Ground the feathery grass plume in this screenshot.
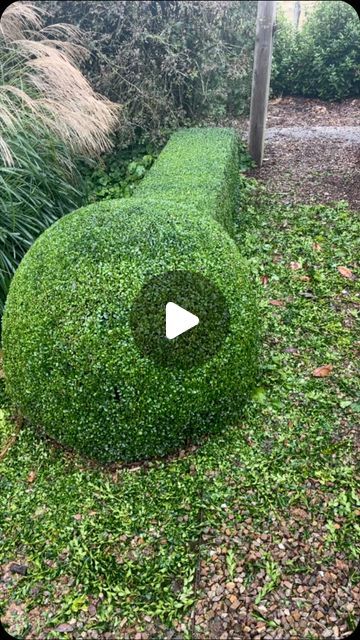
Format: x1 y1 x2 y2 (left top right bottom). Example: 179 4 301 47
0 2 120 317
0 2 120 165
0 1 43 41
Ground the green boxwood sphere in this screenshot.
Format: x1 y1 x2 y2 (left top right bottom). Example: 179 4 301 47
2 198 259 463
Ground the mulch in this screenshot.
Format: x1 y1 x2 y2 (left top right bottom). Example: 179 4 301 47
233 96 360 211
189 510 358 639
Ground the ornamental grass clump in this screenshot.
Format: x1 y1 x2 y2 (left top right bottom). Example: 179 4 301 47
0 2 119 314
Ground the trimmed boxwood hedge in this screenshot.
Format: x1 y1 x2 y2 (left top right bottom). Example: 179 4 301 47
2 128 259 463
136 127 240 234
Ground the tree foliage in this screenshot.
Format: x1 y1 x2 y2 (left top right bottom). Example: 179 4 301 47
272 1 360 101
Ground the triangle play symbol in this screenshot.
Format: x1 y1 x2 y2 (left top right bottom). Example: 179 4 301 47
166 302 199 340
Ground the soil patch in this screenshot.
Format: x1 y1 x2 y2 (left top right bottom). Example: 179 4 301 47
233 96 360 210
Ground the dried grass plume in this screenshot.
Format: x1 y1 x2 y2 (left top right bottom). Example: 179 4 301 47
0 2 120 166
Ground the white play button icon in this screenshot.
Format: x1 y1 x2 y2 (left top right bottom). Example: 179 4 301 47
166 302 199 340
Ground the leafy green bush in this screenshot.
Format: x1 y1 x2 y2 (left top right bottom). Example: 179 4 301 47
3 128 259 463
42 0 257 145
296 1 360 100
136 128 240 234
272 1 360 100
271 9 298 97
79 146 156 204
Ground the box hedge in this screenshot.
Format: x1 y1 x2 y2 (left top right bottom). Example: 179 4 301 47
2 128 259 463
136 128 240 234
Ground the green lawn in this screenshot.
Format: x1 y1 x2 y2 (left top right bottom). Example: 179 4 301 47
0 180 359 638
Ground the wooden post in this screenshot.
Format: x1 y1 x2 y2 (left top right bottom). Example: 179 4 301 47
293 1 301 29
248 1 276 167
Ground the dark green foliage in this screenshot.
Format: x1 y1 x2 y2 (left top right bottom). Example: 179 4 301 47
272 2 360 100
41 0 257 145
2 128 259 463
271 9 300 98
79 145 156 204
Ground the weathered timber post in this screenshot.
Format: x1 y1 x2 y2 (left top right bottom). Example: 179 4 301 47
293 1 301 29
248 1 277 167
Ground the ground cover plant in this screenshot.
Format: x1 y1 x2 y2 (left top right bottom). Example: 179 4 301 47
2 128 259 463
0 177 359 638
79 146 156 204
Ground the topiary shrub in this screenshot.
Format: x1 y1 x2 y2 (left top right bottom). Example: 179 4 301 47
2 128 259 463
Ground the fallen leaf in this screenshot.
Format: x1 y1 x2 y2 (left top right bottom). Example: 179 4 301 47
55 624 74 633
290 261 302 270
10 563 28 576
337 266 356 280
73 513 82 521
269 299 285 307
299 275 311 281
312 364 333 378
260 275 269 285
312 242 322 251
291 507 309 520
27 471 36 483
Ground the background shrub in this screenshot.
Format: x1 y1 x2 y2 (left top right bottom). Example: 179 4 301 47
272 1 360 101
3 128 259 463
271 8 299 98
40 0 258 146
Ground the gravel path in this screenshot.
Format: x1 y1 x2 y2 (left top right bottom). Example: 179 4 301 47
265 125 360 144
